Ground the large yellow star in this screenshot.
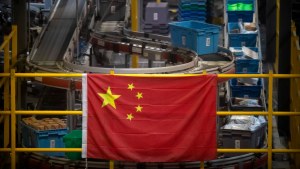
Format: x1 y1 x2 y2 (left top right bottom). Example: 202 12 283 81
128 83 135 91
136 92 143 99
135 105 143 112
98 87 120 109
127 113 134 121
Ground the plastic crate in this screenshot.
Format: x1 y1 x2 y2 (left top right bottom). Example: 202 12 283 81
220 123 266 157
230 78 262 98
229 97 265 111
235 59 259 73
145 2 169 24
226 0 255 22
20 122 67 157
229 47 258 57
227 11 254 22
228 22 257 47
178 10 207 17
63 130 82 160
180 0 207 3
179 1 206 6
178 16 206 22
169 21 220 55
179 4 206 10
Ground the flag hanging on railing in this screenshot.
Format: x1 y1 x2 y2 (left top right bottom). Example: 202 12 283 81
82 74 217 162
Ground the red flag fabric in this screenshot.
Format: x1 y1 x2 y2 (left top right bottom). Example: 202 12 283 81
82 74 217 162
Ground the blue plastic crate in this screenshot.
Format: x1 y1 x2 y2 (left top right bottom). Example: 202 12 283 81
178 16 206 21
235 59 259 73
228 22 257 47
179 10 207 16
169 21 220 55
229 47 258 57
180 0 207 3
226 0 254 22
229 47 260 73
227 11 254 22
20 122 67 157
230 78 262 98
179 1 206 6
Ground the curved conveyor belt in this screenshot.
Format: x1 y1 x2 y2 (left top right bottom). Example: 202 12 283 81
29 0 85 65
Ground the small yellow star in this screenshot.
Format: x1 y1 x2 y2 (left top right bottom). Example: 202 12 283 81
136 92 143 99
127 113 134 121
98 87 121 109
128 83 135 91
135 105 143 112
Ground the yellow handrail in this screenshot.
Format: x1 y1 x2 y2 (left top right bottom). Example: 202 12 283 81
1 71 300 169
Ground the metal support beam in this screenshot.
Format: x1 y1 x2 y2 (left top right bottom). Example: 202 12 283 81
131 0 139 68
3 35 10 148
277 0 291 137
266 0 276 63
12 0 27 54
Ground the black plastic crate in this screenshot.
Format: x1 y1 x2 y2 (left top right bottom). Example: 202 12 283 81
220 123 267 157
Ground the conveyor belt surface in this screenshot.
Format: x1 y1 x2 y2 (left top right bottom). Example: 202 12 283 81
31 0 84 64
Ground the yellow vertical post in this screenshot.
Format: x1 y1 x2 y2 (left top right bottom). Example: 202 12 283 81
268 70 274 169
12 26 18 66
275 0 280 73
109 160 114 169
10 69 16 169
200 161 205 169
3 35 10 148
131 0 139 68
156 0 161 3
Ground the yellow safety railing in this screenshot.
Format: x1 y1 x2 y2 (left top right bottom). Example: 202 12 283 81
290 21 300 168
0 25 17 150
0 71 300 169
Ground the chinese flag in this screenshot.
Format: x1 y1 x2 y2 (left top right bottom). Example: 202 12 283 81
82 74 217 162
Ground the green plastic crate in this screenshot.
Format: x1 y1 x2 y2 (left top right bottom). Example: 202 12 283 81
63 130 82 160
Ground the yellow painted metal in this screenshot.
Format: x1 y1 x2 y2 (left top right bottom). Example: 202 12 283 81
267 70 273 169
15 148 82 152
0 73 10 76
12 26 18 65
131 0 138 32
272 149 300 153
275 0 280 73
109 160 114 169
200 161 204 169
15 110 82 115
3 35 10 148
131 0 139 68
0 148 11 152
0 28 16 51
273 112 300 116
0 147 297 153
273 74 300 78
290 20 300 169
11 73 300 78
217 111 268 116
0 115 3 123
219 74 269 78
218 149 268 153
15 73 82 77
1 110 297 116
156 0 161 3
0 111 13 115
10 69 16 169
